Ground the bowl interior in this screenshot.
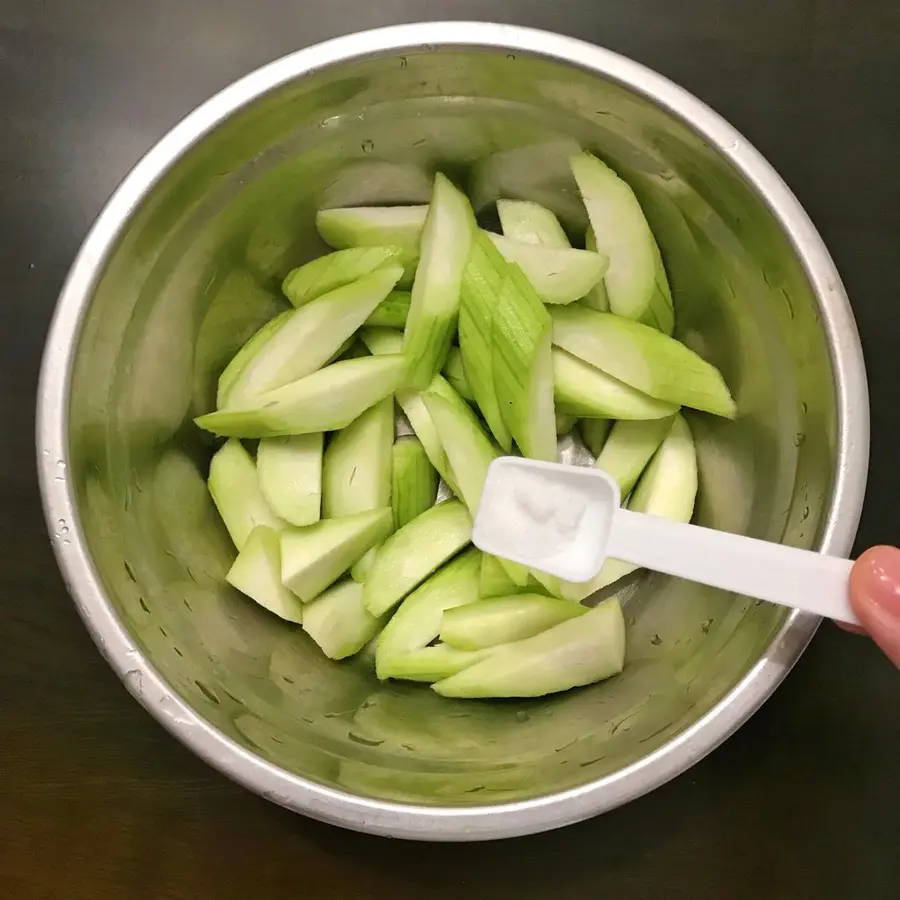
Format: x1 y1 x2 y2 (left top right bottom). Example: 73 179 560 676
65 45 837 806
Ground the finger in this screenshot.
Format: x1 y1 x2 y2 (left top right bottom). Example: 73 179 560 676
848 545 900 666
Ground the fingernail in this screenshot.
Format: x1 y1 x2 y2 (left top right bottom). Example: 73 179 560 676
850 546 900 665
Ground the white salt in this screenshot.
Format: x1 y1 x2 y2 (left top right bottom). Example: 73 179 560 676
477 465 586 564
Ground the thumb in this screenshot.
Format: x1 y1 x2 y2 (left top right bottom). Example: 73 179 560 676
849 546 900 666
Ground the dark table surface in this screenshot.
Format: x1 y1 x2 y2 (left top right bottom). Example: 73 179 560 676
2 1 899 897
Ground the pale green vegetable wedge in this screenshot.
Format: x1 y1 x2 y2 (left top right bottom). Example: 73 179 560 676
580 226 610 312
485 232 608 305
321 400 394 517
402 174 476 388
440 594 588 650
497 199 571 248
359 326 403 355
595 416 676 496
578 417 612 457
322 397 395 580
365 290 411 328
195 355 406 438
459 237 513 451
219 265 402 408
208 439 283 550
493 265 557 461
316 205 427 284
442 347 474 401
391 436 438 530
422 391 529 587
301 579 382 659
394 377 461 496
550 306 735 417
378 645 489 683
432 596 625 698
480 553 526 598
226 525 304 623
216 310 292 409
553 348 680 420
570 151 674 333
361 325 460 492
555 412 577 434
527 570 569 599
363 500 473 617
559 413 698 600
480 557 551 597
376 547 481 679
281 246 403 307
462 232 556 459
421 392 496 512
257 434 323 527
280 507 393 602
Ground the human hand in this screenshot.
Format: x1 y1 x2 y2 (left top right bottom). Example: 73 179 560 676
847 545 900 666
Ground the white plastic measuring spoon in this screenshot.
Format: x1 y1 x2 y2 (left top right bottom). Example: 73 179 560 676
472 456 859 625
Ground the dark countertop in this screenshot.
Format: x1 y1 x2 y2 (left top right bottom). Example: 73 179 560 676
1 2 898 897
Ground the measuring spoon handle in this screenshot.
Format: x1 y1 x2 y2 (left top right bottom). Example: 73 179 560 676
606 508 858 624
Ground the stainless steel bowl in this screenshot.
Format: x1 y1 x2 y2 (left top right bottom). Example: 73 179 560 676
37 22 869 840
